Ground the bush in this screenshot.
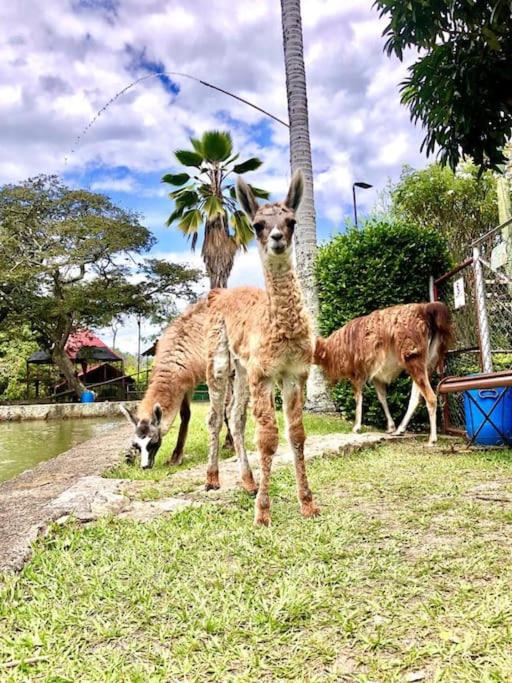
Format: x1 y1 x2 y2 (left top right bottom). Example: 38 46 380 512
315 218 451 429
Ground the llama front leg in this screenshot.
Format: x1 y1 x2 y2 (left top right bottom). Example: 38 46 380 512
229 361 257 495
373 379 396 433
250 374 278 526
352 381 364 433
205 328 230 490
168 392 192 465
282 375 320 518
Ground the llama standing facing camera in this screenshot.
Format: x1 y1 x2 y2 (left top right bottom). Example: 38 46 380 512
205 170 319 526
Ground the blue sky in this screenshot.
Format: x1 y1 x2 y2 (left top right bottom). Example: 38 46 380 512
1 0 428 350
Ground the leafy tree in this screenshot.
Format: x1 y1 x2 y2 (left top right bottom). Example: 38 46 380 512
0 175 201 398
162 130 268 288
280 0 335 412
315 218 450 428
0 326 39 400
390 162 502 259
375 0 512 170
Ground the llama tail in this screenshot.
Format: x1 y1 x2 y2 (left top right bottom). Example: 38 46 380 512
425 302 454 370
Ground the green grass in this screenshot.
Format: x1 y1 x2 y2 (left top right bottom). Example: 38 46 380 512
108 402 350 481
2 438 512 681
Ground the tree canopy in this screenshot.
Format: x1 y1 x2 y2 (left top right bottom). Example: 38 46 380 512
375 0 512 170
0 175 201 396
389 162 502 259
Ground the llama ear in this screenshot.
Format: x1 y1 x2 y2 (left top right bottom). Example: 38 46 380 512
284 169 304 212
120 404 138 427
236 177 259 219
152 403 162 426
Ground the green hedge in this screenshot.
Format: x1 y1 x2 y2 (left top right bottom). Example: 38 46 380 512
315 218 451 429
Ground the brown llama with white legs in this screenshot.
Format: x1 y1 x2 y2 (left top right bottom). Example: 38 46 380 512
121 299 232 469
314 302 453 445
205 170 319 525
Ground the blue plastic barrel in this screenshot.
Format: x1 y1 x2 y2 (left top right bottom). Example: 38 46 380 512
80 390 95 404
463 387 512 445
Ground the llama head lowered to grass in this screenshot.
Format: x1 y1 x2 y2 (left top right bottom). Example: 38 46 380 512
121 403 162 469
119 300 219 469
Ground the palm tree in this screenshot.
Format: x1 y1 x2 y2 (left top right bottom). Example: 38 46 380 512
163 130 268 288
280 0 335 412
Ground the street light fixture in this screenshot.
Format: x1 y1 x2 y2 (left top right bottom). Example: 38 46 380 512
352 181 373 229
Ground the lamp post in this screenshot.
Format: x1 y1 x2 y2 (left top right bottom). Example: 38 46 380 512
352 181 373 228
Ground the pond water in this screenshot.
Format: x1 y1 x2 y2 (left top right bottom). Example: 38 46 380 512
0 417 123 483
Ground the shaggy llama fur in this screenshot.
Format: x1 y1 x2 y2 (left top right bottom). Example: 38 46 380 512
205 170 319 525
121 300 214 468
314 302 453 444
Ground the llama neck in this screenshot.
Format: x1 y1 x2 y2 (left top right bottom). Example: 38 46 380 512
263 257 311 339
137 376 183 433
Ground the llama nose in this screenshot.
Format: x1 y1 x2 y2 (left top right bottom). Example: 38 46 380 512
270 229 284 242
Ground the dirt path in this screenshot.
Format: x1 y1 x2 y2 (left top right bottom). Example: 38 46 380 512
1 426 391 573
0 424 131 572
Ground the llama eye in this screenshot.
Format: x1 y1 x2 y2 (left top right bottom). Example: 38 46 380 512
287 219 296 230
253 222 264 234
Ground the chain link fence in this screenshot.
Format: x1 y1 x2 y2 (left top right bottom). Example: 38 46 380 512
433 220 512 433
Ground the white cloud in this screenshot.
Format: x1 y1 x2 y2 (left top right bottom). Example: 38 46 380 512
1 0 428 232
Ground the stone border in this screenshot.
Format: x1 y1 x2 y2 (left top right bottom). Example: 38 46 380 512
0 400 139 422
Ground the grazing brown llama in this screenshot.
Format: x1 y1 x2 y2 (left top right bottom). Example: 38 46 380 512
205 170 319 525
121 299 233 468
314 302 453 445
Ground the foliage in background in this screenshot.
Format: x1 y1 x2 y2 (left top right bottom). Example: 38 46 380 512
315 218 451 428
0 327 38 400
390 162 501 260
375 0 512 171
0 175 201 397
163 130 268 289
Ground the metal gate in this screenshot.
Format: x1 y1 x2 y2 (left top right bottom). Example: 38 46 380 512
432 220 512 433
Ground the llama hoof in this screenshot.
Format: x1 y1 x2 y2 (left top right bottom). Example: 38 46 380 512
254 510 271 526
169 452 184 466
352 426 362 434
427 439 437 448
205 482 221 492
391 430 405 437
241 473 258 497
386 425 397 434
301 501 320 518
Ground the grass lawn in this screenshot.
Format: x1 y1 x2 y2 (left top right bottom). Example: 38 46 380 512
2 409 512 681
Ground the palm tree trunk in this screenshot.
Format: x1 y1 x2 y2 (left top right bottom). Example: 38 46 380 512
281 0 335 412
202 216 237 289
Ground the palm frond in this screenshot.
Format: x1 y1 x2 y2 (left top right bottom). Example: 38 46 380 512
233 158 263 174
231 210 254 248
178 209 203 235
201 130 233 162
190 138 204 155
165 207 185 227
174 150 204 168
249 185 271 199
172 189 199 209
161 172 190 186
204 195 225 220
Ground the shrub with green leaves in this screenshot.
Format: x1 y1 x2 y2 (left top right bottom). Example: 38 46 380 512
315 218 451 428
